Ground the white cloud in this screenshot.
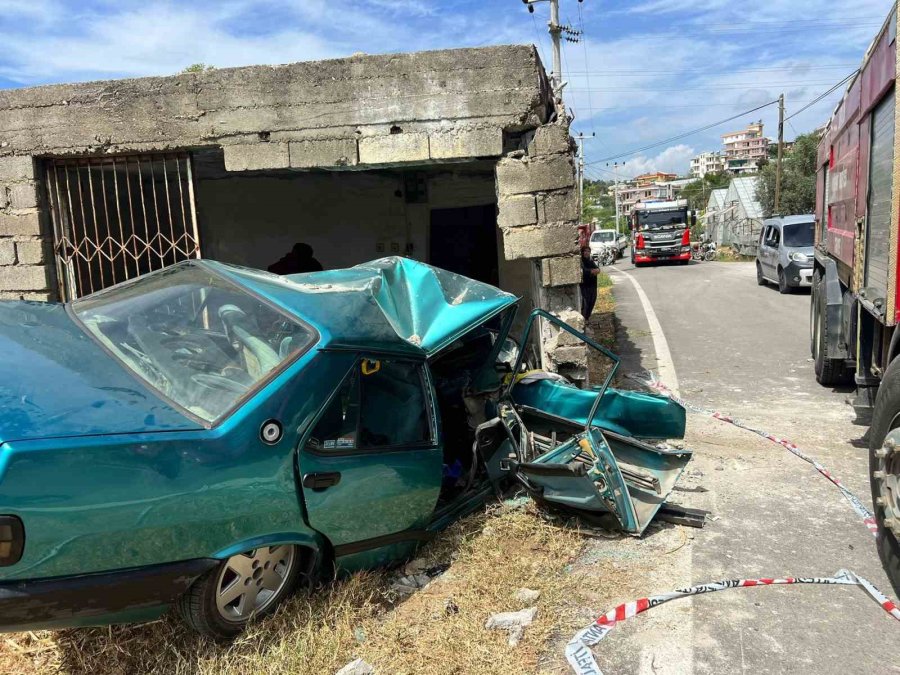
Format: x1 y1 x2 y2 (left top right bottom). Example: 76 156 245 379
615 144 696 178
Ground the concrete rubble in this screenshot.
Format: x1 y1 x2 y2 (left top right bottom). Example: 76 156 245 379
485 606 538 647
335 658 376 675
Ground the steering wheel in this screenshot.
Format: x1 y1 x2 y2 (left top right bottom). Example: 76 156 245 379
191 373 249 395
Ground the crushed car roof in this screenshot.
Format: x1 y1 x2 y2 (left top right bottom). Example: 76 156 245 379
211 257 518 356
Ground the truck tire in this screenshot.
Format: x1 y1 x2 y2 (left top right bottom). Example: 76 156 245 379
868 357 900 597
811 270 849 385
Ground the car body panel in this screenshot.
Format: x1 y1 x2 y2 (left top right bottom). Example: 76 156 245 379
0 302 199 444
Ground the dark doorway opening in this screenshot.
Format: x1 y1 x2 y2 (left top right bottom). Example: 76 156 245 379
429 204 499 286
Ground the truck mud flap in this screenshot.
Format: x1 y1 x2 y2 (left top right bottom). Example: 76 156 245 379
516 428 692 535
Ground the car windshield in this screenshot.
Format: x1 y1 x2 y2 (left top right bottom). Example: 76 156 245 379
590 231 616 243
782 221 814 247
73 262 314 423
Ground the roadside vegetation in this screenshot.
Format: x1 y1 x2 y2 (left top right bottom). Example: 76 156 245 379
1 505 587 675
756 131 820 216
713 245 755 262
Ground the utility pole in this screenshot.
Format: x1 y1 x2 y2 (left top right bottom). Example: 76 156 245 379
774 93 784 214
611 161 623 234
522 0 584 106
575 132 594 219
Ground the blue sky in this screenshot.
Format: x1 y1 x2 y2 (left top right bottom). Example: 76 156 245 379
0 0 893 178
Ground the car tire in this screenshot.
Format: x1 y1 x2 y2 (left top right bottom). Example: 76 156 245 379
756 262 766 286
812 270 849 386
777 267 792 294
178 545 303 640
868 357 900 597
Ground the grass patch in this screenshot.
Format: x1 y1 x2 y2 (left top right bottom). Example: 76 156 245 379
1 505 585 675
714 246 755 262
596 271 613 289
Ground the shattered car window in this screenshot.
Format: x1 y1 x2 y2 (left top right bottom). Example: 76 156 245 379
73 263 314 423
308 359 432 451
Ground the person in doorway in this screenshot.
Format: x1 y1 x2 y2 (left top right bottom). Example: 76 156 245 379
268 243 323 275
580 245 600 323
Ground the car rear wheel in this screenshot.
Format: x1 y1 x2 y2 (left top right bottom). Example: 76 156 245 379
178 545 302 640
868 358 900 597
812 270 849 386
777 267 792 294
756 262 766 286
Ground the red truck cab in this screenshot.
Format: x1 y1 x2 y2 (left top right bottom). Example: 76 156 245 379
630 200 695 266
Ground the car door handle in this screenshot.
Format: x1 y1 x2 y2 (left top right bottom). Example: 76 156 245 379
302 472 342 491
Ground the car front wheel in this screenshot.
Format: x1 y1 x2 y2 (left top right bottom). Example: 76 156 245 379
868 358 900 597
777 267 792 294
178 545 302 640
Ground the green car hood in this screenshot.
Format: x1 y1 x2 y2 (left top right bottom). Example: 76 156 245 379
0 302 200 444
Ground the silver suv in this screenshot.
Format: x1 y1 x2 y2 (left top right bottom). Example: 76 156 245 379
756 215 814 293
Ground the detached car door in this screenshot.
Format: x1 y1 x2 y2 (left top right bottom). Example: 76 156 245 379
502 310 691 534
297 356 442 570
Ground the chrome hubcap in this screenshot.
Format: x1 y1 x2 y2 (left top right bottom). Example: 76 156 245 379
877 432 900 537
215 545 295 622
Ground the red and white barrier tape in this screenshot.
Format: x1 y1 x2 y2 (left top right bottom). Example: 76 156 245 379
566 569 900 675
627 372 878 537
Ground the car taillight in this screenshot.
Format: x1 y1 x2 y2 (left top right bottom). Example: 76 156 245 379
636 234 645 250
681 229 691 246
0 516 24 566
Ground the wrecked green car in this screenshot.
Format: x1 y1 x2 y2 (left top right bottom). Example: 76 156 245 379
0 257 689 638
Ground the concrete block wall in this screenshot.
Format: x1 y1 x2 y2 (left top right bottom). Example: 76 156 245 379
495 122 587 382
0 156 50 300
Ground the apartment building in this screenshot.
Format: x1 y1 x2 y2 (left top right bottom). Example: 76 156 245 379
722 121 769 174
690 151 725 178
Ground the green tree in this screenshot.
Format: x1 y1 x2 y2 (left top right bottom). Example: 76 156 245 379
582 179 617 229
756 131 820 216
678 171 731 211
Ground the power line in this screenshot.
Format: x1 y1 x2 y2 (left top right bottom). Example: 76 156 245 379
586 99 779 165
785 69 859 121
576 3 595 134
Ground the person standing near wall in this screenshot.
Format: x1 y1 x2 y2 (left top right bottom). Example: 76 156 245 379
580 245 600 322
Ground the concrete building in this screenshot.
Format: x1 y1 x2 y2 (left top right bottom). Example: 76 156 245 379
617 174 690 212
722 121 768 174
0 46 588 376
690 151 725 178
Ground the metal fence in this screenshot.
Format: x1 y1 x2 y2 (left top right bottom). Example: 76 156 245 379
44 152 200 300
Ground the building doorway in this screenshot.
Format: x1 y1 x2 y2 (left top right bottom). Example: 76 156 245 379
429 204 499 286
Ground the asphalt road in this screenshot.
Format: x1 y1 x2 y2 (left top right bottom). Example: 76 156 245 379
588 255 899 674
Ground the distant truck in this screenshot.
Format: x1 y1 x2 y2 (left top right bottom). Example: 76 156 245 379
810 6 900 594
630 199 696 266
588 228 627 260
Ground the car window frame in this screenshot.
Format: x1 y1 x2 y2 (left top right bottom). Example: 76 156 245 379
303 355 438 457
68 261 320 429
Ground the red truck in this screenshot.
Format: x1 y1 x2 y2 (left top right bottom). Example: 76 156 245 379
812 6 900 593
630 199 695 266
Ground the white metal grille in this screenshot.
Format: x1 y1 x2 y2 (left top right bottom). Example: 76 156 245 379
44 152 201 300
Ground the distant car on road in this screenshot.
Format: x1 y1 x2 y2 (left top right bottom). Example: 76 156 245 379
755 215 815 293
589 229 627 260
